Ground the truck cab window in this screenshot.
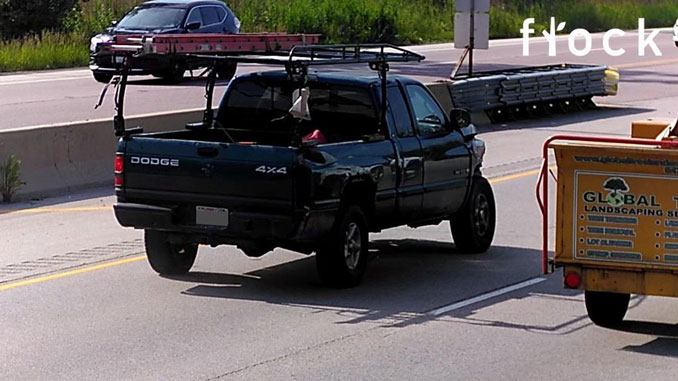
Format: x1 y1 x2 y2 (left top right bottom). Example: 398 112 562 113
387 86 415 138
406 85 446 136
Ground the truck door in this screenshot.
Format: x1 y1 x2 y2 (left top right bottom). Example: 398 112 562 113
386 85 424 221
404 84 471 217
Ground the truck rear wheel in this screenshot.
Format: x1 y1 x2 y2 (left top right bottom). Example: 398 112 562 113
585 291 630 327
450 176 496 253
144 230 198 275
316 206 369 288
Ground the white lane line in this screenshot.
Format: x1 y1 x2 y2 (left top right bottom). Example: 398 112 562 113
0 75 92 86
428 277 546 316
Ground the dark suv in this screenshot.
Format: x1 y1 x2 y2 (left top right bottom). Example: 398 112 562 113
89 0 240 83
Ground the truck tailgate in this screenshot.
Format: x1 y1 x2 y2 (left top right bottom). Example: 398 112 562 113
120 137 304 211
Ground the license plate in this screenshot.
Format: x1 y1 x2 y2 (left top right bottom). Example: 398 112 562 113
196 206 229 227
113 55 125 64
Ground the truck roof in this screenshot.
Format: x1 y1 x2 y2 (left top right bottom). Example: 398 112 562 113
235 70 421 88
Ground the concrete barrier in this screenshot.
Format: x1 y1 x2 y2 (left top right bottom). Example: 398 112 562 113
0 82 463 201
0 109 203 200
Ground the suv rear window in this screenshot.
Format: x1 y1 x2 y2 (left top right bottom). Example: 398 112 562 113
219 80 379 143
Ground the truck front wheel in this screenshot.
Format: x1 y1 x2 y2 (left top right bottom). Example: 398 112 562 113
92 71 113 83
316 206 369 288
585 291 630 327
217 62 238 81
450 176 496 253
144 230 198 275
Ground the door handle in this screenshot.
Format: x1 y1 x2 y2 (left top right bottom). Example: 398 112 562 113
198 147 219 157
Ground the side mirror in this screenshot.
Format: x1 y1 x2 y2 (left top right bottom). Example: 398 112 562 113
111 20 118 26
460 124 479 141
449 108 471 129
185 21 201 31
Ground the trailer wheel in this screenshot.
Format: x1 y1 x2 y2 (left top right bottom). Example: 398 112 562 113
585 291 630 327
92 71 113 84
217 62 238 81
450 176 496 253
144 230 198 275
316 206 369 288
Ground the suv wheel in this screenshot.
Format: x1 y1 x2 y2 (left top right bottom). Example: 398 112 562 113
159 62 186 83
316 206 369 287
144 230 198 275
92 71 113 83
450 176 496 253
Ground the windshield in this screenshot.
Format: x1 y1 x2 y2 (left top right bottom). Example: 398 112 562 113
116 5 186 30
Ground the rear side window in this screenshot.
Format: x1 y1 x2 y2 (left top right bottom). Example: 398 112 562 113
200 7 220 25
215 6 226 21
220 80 378 142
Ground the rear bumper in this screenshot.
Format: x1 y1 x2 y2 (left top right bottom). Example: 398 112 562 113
562 264 678 298
89 54 169 75
114 202 335 245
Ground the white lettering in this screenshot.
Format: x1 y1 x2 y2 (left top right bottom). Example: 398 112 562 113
603 28 625 57
638 18 662 57
568 28 592 57
521 18 535 56
542 17 566 57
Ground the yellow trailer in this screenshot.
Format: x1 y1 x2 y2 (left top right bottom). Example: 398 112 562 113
538 120 678 326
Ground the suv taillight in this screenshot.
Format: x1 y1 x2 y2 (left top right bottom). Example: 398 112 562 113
114 154 124 188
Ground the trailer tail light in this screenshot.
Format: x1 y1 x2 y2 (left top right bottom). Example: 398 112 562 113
114 154 124 188
564 272 581 289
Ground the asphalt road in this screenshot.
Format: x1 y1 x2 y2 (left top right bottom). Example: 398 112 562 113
2 31 678 379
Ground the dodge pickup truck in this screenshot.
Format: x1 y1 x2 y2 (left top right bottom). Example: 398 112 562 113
112 45 496 287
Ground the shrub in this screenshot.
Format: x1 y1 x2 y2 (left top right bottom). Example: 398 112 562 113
0 155 25 203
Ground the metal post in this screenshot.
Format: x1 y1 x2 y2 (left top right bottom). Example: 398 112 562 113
114 59 129 137
469 1 475 77
379 62 389 135
203 60 218 126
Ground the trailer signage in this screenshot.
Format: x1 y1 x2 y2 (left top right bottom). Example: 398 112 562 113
573 171 678 265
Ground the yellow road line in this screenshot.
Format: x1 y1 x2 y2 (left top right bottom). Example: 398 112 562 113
490 166 556 185
614 58 678 70
0 255 146 291
0 165 554 292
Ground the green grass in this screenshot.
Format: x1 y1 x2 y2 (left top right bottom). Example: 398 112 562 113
0 31 88 71
2 0 678 72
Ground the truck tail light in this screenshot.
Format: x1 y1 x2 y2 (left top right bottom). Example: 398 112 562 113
114 154 124 188
564 272 581 289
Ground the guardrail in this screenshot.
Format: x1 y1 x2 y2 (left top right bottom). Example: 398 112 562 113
0 109 203 201
449 64 619 123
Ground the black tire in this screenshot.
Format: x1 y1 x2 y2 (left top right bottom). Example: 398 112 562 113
144 230 198 275
158 61 185 83
316 205 369 287
585 291 630 327
217 62 238 81
450 176 496 253
92 71 113 83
